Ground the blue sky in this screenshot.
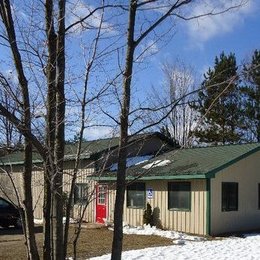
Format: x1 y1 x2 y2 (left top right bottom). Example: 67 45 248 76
136 0 260 91
0 0 259 140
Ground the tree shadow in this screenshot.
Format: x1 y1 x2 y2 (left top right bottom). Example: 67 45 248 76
0 225 43 235
152 207 163 229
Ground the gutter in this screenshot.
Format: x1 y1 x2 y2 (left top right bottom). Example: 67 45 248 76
87 174 207 181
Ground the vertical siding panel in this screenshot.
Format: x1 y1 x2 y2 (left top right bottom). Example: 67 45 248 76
199 181 203 234
195 182 199 234
119 179 207 235
172 211 176 231
186 210 189 233
177 211 181 231
203 181 206 234
191 181 195 234
32 170 44 219
194 181 197 234
162 185 167 229
201 181 206 235
163 182 167 229
109 187 114 223
182 212 186 232
160 186 165 228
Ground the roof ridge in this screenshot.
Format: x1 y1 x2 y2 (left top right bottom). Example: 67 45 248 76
181 142 260 151
66 131 160 144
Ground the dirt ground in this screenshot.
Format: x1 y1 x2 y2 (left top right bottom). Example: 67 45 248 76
0 225 173 259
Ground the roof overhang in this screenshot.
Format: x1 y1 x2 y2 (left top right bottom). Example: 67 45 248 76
87 174 207 181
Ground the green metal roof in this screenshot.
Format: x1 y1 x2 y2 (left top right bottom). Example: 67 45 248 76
64 137 120 158
92 142 260 180
0 151 42 165
0 137 120 165
0 132 172 166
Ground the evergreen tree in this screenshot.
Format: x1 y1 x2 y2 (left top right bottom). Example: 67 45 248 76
242 50 260 142
192 52 243 145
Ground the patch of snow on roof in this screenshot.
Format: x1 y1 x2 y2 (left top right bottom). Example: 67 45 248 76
110 155 153 171
142 159 171 169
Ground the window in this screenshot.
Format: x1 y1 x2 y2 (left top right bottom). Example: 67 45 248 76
97 185 107 205
74 183 88 204
127 182 145 208
222 182 238 211
168 182 191 211
0 198 11 208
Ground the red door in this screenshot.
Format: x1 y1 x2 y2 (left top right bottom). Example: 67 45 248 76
96 184 108 224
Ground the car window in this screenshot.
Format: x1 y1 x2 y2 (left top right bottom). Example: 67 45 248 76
0 199 11 208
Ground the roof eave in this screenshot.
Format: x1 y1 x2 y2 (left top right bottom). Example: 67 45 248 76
87 174 207 181
206 145 260 178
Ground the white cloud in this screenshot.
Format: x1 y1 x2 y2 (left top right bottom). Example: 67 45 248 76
84 126 116 140
186 0 257 47
136 40 159 62
66 0 115 35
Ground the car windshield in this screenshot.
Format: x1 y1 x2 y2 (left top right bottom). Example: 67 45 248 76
0 199 11 208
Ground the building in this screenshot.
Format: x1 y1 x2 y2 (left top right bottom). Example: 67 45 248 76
0 132 174 222
89 142 260 235
1 136 260 236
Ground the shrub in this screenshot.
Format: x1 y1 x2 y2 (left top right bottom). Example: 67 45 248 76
143 203 153 226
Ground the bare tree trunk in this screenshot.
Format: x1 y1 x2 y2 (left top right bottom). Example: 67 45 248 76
111 1 137 259
42 164 52 260
0 1 39 259
53 1 66 259
44 0 58 258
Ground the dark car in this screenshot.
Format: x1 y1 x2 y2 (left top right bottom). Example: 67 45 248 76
0 197 23 228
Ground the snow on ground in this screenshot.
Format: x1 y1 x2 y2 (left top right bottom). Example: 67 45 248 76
121 224 204 242
34 217 77 225
91 225 260 260
34 219 43 224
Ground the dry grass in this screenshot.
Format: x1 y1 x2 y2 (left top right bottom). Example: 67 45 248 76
0 226 173 259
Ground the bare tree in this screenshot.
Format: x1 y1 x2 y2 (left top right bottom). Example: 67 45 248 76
147 60 197 147
110 1 247 259
0 78 22 150
0 0 66 259
0 1 248 260
0 1 120 259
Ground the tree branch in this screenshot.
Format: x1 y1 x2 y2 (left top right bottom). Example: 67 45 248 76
0 104 46 159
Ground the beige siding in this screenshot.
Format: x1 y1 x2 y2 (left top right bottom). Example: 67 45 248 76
0 163 97 222
31 170 44 219
108 184 116 222
0 170 23 204
0 168 44 219
62 166 96 223
31 167 97 222
107 179 207 235
211 150 260 235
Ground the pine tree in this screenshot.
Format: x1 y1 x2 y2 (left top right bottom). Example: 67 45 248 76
192 52 243 145
242 50 260 142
